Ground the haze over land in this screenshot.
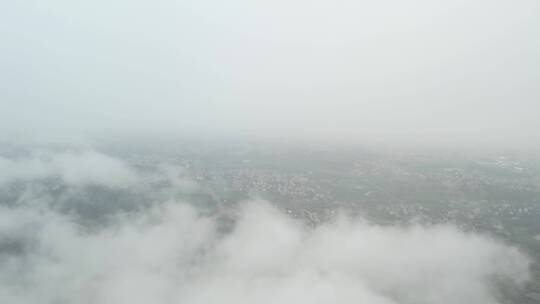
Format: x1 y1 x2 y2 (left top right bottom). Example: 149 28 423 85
0 147 534 304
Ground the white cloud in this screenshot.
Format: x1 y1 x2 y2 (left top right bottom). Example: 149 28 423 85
0 200 530 304
0 150 139 187
53 151 139 187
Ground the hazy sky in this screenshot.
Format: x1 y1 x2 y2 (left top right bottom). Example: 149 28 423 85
1 0 539 147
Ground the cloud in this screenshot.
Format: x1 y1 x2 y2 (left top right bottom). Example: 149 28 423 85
0 150 139 187
0 200 530 304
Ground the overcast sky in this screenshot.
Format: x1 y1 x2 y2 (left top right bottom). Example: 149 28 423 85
1 0 539 148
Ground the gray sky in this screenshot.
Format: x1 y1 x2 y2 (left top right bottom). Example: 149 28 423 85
1 0 539 148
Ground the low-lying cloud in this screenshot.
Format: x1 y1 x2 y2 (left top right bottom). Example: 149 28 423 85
0 148 531 303
0 200 530 304
0 150 139 188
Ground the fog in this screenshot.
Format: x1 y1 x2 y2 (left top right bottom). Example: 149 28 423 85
1 0 539 148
